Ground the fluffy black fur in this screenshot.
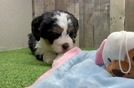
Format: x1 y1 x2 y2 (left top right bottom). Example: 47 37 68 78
28 33 43 61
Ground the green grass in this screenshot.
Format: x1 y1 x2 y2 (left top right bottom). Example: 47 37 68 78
0 48 51 88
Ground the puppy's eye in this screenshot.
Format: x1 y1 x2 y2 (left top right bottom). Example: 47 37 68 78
52 32 61 36
69 32 75 38
69 33 73 36
47 31 61 39
52 32 60 34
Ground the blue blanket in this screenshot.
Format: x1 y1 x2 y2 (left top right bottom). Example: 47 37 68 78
28 51 134 88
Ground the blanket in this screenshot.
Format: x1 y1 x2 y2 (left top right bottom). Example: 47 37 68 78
27 47 134 88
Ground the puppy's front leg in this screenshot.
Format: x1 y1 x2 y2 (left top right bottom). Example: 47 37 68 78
52 54 63 67
43 52 57 64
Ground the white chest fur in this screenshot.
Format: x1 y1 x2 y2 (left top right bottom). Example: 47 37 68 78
36 38 57 64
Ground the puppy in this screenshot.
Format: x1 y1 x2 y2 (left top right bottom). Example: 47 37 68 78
28 10 79 64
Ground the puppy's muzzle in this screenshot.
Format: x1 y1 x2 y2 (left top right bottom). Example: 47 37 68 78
62 43 69 50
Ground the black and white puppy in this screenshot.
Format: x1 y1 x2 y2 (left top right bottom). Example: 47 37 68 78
28 10 79 64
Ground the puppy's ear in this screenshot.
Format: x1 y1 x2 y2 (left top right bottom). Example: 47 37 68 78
69 14 79 39
31 15 43 41
70 15 79 31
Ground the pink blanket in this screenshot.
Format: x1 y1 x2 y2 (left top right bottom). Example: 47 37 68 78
27 47 81 88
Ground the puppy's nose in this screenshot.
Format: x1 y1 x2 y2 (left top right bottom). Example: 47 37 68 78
62 43 69 50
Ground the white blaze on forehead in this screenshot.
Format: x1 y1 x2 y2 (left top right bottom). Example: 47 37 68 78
54 12 69 35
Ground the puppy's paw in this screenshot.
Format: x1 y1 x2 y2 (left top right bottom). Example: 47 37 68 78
52 54 63 67
43 53 57 64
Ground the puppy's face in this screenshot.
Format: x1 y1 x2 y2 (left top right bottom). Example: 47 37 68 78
40 11 78 53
